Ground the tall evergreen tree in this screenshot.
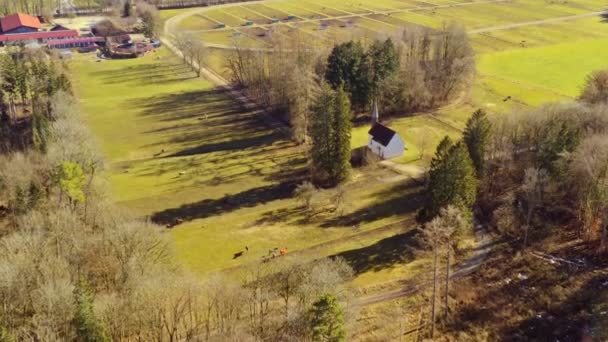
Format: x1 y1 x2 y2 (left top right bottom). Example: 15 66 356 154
422 138 477 220
308 294 346 342
324 41 370 110
330 87 352 185
430 136 454 171
73 277 108 342
122 0 131 17
310 85 352 187
539 121 579 177
368 38 399 98
311 84 335 184
463 109 492 176
31 111 49 152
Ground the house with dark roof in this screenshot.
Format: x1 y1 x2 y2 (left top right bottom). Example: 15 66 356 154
368 123 405 160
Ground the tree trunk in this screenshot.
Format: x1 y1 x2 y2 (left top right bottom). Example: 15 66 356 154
444 249 450 318
524 203 534 249
431 246 437 339
601 221 607 253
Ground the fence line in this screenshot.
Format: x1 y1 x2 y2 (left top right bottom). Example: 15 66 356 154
55 0 260 17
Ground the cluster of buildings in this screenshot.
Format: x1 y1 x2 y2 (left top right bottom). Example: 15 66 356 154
0 13 101 49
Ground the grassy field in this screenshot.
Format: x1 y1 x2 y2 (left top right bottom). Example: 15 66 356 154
165 0 608 167
71 48 427 299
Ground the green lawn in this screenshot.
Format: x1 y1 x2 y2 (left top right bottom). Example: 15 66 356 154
477 38 608 98
71 48 425 290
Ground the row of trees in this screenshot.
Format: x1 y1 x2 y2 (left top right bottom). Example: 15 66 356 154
226 29 323 143
415 108 491 338
0 48 72 153
174 33 208 77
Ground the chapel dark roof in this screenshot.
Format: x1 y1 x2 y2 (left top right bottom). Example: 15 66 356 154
368 123 396 147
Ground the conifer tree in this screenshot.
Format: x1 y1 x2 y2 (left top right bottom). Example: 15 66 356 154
73 277 108 342
311 84 335 184
325 41 370 110
331 87 352 185
308 294 346 342
32 111 49 152
122 0 131 17
463 109 492 176
422 138 477 220
310 85 352 187
368 38 399 98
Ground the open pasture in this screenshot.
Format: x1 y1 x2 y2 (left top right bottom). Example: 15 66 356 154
165 0 607 165
71 48 427 298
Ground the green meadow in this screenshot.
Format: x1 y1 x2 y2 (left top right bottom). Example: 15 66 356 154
166 0 608 167
72 48 425 294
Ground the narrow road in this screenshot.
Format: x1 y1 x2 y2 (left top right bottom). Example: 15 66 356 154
358 225 494 306
468 11 605 34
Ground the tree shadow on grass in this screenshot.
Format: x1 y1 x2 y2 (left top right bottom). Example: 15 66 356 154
132 88 246 122
90 62 194 85
166 131 284 157
151 180 299 225
330 229 419 275
252 206 307 227
321 180 424 228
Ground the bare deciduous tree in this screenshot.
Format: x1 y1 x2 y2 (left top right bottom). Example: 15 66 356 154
419 206 464 338
520 167 547 249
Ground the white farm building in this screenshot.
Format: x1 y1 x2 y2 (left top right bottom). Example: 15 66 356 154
368 123 405 160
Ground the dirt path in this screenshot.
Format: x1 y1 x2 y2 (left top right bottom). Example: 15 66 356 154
379 160 426 183
358 225 494 306
468 11 605 34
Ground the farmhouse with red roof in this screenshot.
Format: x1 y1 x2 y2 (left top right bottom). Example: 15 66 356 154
0 13 79 46
0 13 41 34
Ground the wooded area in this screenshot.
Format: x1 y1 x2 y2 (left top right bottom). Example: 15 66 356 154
0 47 355 341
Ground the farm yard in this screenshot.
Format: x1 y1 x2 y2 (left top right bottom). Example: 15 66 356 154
165 0 608 166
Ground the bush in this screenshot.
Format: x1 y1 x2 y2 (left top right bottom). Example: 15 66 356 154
579 70 608 105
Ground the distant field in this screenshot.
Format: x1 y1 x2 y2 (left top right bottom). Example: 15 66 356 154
164 0 608 166
478 39 608 98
